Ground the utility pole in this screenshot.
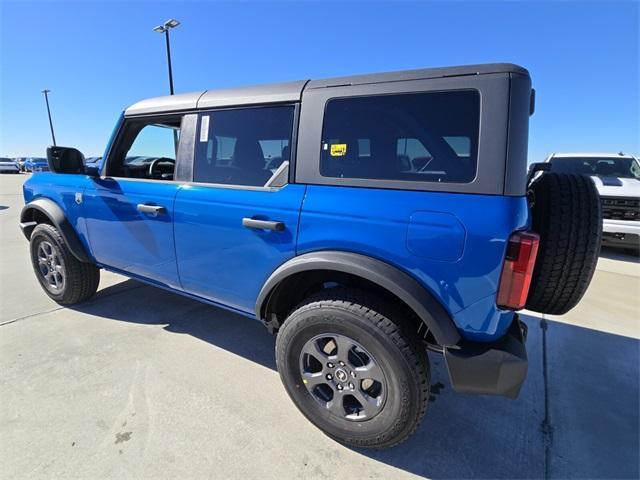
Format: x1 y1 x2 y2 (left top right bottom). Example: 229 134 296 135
41 89 57 146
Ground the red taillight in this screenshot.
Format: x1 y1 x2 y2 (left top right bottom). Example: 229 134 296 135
497 232 540 310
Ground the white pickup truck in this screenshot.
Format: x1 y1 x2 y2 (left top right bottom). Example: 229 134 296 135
546 152 640 253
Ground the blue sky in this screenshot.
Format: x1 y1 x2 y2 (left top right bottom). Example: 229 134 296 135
1 0 638 160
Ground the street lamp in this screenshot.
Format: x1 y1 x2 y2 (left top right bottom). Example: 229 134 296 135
41 89 57 146
153 19 180 95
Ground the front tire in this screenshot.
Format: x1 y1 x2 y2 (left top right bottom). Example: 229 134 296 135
29 223 100 305
276 288 429 448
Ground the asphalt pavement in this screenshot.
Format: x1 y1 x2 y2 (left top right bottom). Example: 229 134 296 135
1 173 638 479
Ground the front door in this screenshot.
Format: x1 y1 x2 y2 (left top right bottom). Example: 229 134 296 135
83 115 184 289
173 105 305 314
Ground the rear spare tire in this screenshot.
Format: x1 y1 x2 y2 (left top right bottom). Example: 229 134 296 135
526 173 602 315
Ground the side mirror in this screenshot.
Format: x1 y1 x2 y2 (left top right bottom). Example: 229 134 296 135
84 165 101 177
46 146 86 174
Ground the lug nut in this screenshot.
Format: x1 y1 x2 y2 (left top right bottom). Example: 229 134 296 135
349 383 355 390
350 371 356 377
326 374 333 380
339 361 345 367
327 363 334 368
337 384 343 391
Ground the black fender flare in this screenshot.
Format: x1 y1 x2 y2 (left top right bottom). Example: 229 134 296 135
20 198 92 263
255 251 461 347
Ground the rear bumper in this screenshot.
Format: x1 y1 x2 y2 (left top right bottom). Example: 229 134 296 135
444 315 527 399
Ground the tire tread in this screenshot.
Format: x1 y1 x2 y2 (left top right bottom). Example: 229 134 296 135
30 223 99 305
526 173 602 315
277 288 429 449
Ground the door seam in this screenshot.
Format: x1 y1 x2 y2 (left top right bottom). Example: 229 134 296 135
295 184 308 256
172 184 185 291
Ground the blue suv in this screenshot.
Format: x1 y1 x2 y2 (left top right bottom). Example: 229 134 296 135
20 64 601 448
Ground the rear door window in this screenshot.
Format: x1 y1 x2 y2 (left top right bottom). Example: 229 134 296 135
320 90 480 184
194 106 294 187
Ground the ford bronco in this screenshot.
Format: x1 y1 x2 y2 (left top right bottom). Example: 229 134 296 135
20 63 601 448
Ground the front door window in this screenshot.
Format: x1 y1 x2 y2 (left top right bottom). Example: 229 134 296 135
107 117 181 181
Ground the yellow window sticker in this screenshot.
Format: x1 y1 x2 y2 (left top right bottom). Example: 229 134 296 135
330 144 347 157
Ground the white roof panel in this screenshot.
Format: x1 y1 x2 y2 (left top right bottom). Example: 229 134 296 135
125 91 205 116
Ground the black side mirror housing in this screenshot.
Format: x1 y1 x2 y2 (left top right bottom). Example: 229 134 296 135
46 146 86 174
84 165 101 177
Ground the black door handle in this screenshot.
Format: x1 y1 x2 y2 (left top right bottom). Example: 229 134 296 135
242 217 285 231
137 204 166 217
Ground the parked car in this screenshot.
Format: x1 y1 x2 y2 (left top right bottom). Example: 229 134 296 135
0 157 20 174
13 157 28 171
546 152 640 253
20 63 602 448
23 157 49 173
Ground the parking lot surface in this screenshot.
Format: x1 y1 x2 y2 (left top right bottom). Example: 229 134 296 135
1 173 638 479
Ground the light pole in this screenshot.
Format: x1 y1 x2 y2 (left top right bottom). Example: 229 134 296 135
153 19 180 95
41 89 57 146
153 19 180 152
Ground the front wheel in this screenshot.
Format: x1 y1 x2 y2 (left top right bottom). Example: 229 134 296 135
29 223 100 305
276 288 430 448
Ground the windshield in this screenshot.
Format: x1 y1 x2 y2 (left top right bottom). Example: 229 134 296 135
549 157 640 179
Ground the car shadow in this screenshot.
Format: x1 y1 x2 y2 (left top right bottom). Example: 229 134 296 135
70 278 277 370
69 279 639 480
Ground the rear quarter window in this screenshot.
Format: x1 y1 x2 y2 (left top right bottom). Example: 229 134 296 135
320 90 480 184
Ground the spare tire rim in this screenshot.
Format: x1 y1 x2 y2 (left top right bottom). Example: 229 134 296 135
299 333 386 422
36 240 65 294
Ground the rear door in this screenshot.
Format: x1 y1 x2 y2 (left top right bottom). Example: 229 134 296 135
173 105 305 314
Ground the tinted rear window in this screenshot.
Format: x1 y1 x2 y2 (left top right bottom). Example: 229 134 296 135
320 90 480 184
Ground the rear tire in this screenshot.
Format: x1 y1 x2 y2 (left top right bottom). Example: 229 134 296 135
29 223 100 305
276 288 429 448
526 173 602 315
